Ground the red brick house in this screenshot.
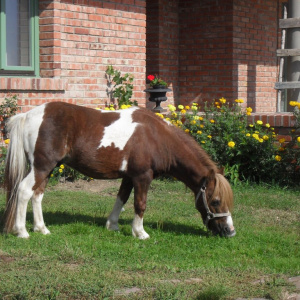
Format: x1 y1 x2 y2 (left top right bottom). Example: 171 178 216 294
0 0 297 129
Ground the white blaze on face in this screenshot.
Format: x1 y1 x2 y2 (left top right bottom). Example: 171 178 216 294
226 215 235 232
98 107 139 150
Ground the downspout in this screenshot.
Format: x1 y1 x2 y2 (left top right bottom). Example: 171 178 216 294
287 0 300 106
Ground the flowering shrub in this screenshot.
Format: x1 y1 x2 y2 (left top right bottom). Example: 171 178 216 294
147 74 168 87
166 99 300 185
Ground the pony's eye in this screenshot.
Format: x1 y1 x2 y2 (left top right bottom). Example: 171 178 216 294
211 199 221 207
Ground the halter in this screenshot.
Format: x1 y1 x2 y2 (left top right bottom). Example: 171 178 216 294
195 185 231 227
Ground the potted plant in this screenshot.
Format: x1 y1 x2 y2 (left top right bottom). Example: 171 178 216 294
144 75 171 112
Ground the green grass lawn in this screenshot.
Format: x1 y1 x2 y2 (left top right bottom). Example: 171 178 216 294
0 180 299 300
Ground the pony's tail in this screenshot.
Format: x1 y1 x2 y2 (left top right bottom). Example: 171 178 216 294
2 113 27 233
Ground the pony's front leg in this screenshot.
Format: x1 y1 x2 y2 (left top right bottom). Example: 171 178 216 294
106 177 133 231
131 174 152 240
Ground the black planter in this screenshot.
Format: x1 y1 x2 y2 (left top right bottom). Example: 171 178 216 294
144 86 172 112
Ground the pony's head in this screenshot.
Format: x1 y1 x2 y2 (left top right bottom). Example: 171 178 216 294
195 170 235 237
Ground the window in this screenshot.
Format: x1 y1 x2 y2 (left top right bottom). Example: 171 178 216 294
0 0 39 76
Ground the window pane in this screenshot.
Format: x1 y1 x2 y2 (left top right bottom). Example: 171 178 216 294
6 0 31 67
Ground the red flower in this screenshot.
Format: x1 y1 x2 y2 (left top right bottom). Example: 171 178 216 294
147 75 155 81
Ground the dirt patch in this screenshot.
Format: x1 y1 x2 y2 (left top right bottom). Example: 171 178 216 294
50 179 121 194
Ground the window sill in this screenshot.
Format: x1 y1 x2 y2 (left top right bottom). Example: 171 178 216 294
0 78 66 91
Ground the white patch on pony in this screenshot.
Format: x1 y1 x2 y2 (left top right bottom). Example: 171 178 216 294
98 107 139 150
23 104 46 162
106 196 124 231
132 214 150 240
120 159 128 172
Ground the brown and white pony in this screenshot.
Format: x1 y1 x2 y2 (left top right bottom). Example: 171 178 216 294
2 102 235 239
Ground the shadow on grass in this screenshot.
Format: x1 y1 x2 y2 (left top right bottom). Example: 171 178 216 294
0 209 208 237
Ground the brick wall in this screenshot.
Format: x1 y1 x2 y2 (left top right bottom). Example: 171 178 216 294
147 0 282 113
0 0 147 112
232 0 278 113
178 0 234 106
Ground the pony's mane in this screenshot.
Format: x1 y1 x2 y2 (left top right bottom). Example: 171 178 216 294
169 121 218 172
213 173 234 210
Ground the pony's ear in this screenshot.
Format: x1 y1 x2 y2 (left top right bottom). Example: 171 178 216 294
218 167 225 175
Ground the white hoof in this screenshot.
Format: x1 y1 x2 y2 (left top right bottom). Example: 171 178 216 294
106 220 120 231
132 229 150 240
34 226 51 235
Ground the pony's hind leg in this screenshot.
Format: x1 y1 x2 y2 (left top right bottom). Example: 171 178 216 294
32 179 50 235
106 177 133 231
13 170 36 238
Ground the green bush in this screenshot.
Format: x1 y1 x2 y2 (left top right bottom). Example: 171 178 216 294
165 99 300 186
105 65 137 108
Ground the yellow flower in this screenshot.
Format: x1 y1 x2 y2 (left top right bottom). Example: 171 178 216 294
199 117 203 121
275 155 282 162
246 112 251 116
246 133 251 137
199 124 204 128
217 105 221 109
121 104 128 109
263 135 269 141
256 120 263 125
279 147 285 152
126 105 131 108
168 105 176 112
191 105 198 111
297 137 300 143
252 133 259 140
289 101 297 107
265 123 270 128
50 174 54 178
210 119 215 123
165 118 170 122
207 135 212 139
158 113 164 118
60 164 65 169
190 120 196 125
201 141 206 144
219 97 226 104
197 130 202 135
110 107 115 111
59 169 63 173
249 124 254 128
185 129 190 133
4 139 10 144
95 107 101 110
177 120 182 125
104 107 110 110
235 99 244 103
259 138 263 143
172 112 177 118
279 138 286 144
181 109 186 114
193 116 200 120
185 105 190 110
178 105 184 110
246 107 252 113
228 141 235 148
215 102 220 106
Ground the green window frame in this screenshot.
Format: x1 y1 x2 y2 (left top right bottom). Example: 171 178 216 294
0 0 39 76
